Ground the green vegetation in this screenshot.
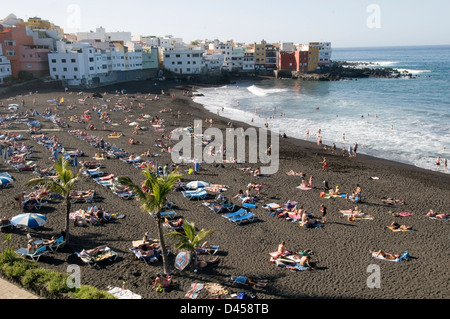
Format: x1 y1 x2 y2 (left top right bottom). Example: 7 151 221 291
0 235 115 299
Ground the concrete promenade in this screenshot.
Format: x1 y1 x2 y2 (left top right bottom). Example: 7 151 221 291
0 277 40 299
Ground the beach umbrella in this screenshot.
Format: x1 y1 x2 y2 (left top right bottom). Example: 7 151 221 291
175 251 191 271
0 174 13 185
11 213 47 229
186 181 210 189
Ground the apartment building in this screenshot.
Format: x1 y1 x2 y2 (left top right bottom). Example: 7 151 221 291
161 47 206 75
0 44 12 84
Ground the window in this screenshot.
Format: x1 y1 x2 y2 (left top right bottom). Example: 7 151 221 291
6 50 16 56
63 67 67 71
52 68 56 72
62 59 66 63
71 59 76 63
4 40 15 46
177 61 182 65
74 67 78 71
165 54 170 58
89 57 94 62
175 54 180 58
51 59 56 63
90 67 94 70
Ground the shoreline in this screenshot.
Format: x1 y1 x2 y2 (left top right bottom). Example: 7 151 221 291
0 78 449 300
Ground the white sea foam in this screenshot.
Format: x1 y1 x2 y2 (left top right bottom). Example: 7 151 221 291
193 81 449 174
247 85 289 97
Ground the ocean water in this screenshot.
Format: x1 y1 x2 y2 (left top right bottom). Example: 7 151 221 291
193 45 450 174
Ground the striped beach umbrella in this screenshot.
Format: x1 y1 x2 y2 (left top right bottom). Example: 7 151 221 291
186 181 210 189
11 213 47 229
175 251 191 271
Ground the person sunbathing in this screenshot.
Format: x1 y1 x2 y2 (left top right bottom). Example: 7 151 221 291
370 250 401 260
85 245 107 256
389 221 412 230
165 218 183 228
36 236 57 247
196 256 220 269
299 252 316 270
277 241 291 255
382 197 405 205
153 274 173 289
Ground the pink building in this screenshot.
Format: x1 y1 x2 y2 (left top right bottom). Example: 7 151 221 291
0 24 51 78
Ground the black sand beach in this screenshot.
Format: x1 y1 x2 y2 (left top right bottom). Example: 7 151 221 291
0 79 449 300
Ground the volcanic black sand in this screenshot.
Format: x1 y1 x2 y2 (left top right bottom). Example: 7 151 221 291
0 78 449 300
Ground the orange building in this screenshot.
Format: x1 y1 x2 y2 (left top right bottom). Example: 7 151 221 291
0 24 51 78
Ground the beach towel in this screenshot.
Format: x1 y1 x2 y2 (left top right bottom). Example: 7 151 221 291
296 186 312 190
396 212 413 217
386 226 414 232
107 287 142 299
185 283 204 299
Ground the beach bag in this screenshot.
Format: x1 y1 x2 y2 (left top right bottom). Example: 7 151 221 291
402 251 409 260
238 292 248 299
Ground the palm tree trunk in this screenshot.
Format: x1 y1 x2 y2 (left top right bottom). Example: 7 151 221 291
155 211 169 275
64 196 71 243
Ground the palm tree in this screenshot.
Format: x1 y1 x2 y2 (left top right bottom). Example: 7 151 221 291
25 158 80 243
117 168 182 275
166 220 214 271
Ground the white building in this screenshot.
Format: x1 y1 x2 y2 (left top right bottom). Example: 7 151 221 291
124 42 143 71
76 27 131 43
48 42 108 86
0 44 12 84
309 42 332 67
243 49 255 71
161 47 206 75
209 40 233 71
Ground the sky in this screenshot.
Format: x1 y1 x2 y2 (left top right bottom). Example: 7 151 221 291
2 0 450 48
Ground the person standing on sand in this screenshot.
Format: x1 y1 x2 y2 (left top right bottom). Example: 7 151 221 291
320 204 327 223
320 157 328 170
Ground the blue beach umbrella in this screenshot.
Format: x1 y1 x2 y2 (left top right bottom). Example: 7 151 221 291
11 213 47 229
0 175 13 185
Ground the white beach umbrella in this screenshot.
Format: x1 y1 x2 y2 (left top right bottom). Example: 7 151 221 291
186 181 210 189
11 213 47 229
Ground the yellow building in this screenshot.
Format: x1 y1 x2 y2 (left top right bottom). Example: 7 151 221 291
20 17 64 36
254 39 267 69
307 45 319 72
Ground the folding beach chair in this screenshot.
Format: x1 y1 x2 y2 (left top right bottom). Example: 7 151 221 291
182 189 207 200
222 208 247 219
229 212 255 224
16 245 49 262
48 236 66 252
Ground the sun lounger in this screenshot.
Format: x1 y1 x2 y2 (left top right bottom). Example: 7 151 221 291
83 168 104 178
182 189 207 200
113 191 135 199
195 245 220 255
16 245 49 262
76 247 118 267
48 236 66 252
151 210 176 219
129 247 160 263
222 208 247 219
229 212 255 224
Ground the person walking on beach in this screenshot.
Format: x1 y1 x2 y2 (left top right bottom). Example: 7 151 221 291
320 157 328 170
353 142 358 157
320 204 327 223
